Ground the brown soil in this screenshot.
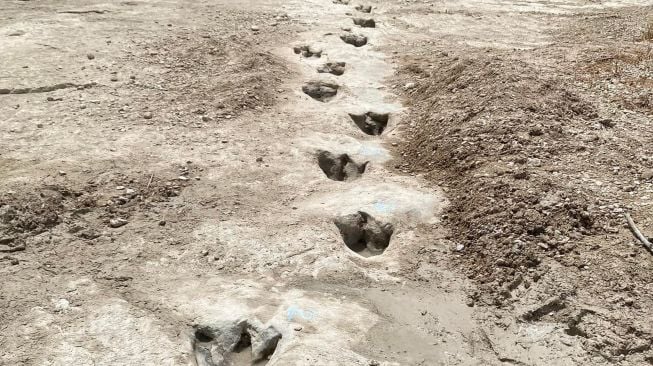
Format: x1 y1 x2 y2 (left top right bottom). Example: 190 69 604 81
394 5 653 363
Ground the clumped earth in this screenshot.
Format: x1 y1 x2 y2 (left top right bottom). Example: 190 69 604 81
394 4 653 363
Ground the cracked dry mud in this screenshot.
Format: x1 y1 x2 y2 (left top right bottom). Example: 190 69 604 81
2 0 653 365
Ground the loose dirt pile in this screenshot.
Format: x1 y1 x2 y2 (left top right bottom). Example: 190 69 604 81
394 6 653 363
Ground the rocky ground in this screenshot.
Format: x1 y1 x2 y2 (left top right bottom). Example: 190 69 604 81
1 0 652 365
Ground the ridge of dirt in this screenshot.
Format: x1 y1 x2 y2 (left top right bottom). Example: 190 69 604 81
393 5 653 364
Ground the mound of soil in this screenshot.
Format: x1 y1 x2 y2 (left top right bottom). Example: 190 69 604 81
394 42 653 361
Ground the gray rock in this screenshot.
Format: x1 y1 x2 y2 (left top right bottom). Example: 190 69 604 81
109 218 128 228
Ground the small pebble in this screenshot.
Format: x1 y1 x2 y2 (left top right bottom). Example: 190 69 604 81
54 298 70 312
143 112 153 119
87 53 95 60
109 218 128 228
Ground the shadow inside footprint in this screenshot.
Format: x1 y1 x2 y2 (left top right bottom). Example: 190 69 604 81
317 150 368 181
293 45 322 58
317 62 346 76
192 320 282 366
334 211 394 257
348 112 389 135
353 18 375 28
340 34 367 47
355 4 372 13
302 81 339 102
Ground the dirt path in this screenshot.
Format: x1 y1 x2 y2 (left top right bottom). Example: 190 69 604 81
1 0 652 365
